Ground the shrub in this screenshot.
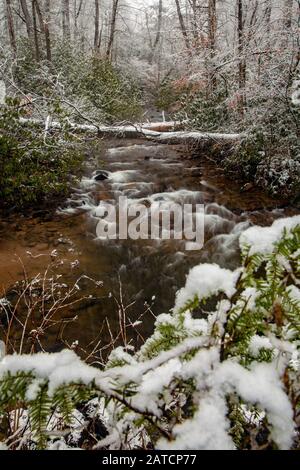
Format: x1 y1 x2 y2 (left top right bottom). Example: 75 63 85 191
81 56 142 123
224 97 300 198
155 79 185 112
13 43 142 125
223 129 265 180
179 88 230 132
0 99 82 213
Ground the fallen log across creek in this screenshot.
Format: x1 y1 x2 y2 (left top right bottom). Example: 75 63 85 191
20 117 243 144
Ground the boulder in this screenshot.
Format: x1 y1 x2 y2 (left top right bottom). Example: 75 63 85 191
94 170 109 181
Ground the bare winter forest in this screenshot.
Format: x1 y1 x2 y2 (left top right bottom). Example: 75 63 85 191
0 0 299 453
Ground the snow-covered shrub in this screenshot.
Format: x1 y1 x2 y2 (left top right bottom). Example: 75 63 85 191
176 87 232 132
81 56 142 123
256 155 300 199
222 129 265 181
0 98 83 212
12 42 142 125
223 92 300 198
0 217 299 450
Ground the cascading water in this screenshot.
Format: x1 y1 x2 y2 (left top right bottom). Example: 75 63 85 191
0 139 297 350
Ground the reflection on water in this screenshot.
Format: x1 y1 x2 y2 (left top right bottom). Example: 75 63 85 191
0 139 298 352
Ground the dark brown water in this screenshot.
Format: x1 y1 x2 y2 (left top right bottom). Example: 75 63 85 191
0 139 298 353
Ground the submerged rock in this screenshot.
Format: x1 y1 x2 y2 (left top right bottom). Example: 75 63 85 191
241 182 255 192
94 170 109 181
184 167 203 177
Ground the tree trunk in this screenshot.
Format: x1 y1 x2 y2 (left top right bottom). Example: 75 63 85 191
75 0 84 31
207 0 217 90
94 0 100 50
150 0 163 63
265 0 272 29
31 0 40 61
5 0 16 54
237 0 246 114
98 23 103 50
265 0 272 46
33 0 51 62
106 0 119 60
44 0 52 61
20 0 34 42
190 0 199 42
284 0 293 29
290 0 300 75
62 0 71 41
174 0 191 53
20 116 243 143
208 0 216 52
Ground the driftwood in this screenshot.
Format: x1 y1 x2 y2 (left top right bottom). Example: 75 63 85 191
20 117 243 144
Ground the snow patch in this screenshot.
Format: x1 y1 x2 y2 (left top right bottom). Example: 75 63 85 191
240 216 300 255
174 264 240 312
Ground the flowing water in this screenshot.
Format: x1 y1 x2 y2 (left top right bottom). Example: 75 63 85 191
0 139 298 352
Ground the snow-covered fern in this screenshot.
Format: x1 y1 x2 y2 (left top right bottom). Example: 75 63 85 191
0 216 299 450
